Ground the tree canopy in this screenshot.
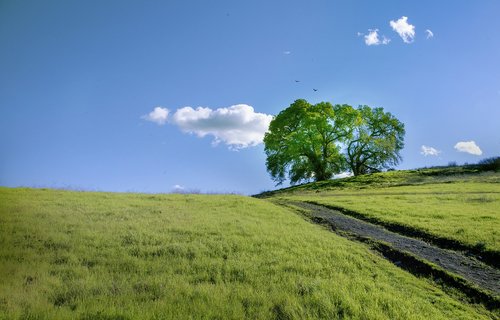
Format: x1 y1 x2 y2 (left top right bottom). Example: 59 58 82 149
263 99 405 185
346 106 405 175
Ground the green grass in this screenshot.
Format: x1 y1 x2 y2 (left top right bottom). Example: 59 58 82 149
0 187 494 319
259 166 499 197
272 169 500 254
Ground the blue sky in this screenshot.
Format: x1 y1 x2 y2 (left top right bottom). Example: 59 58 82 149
1 0 499 195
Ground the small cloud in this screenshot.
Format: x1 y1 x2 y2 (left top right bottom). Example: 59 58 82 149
364 29 390 46
334 172 354 179
365 29 379 46
171 104 273 150
454 141 482 155
381 36 391 45
172 185 201 194
425 29 434 39
283 51 291 55
390 16 416 43
173 184 184 192
421 145 441 156
142 107 169 125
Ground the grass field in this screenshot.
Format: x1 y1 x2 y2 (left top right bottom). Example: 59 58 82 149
0 187 494 319
268 168 500 254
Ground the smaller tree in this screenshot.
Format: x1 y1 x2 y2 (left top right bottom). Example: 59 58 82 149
345 106 405 175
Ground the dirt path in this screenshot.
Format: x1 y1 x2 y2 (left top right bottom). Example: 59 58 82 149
289 201 500 296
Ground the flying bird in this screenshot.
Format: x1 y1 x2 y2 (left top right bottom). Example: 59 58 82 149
313 88 318 92
295 80 300 83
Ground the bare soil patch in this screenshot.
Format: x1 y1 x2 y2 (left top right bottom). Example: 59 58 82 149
283 201 500 309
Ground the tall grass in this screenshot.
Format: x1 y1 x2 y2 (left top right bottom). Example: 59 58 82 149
0 188 494 319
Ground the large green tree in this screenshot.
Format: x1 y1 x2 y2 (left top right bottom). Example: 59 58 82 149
264 100 405 184
263 99 356 185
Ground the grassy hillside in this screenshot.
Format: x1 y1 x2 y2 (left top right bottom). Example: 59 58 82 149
260 167 500 262
258 166 499 196
0 188 494 319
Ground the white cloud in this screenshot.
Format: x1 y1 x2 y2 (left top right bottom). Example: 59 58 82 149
421 145 441 156
454 141 482 155
425 29 434 39
364 29 390 46
171 104 273 150
334 172 354 179
142 107 169 125
365 30 379 46
390 16 416 43
173 184 184 191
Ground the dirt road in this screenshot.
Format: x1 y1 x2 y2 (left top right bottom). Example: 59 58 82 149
289 201 500 296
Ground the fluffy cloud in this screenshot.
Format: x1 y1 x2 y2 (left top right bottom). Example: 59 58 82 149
454 141 482 155
425 29 434 39
390 16 415 43
142 107 169 125
421 145 440 156
364 29 390 46
171 104 273 150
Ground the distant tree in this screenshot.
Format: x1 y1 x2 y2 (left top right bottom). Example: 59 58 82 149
477 157 500 172
263 99 356 185
345 106 405 175
264 100 405 184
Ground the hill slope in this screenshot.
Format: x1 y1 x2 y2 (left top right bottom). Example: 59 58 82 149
0 187 495 319
257 167 500 256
